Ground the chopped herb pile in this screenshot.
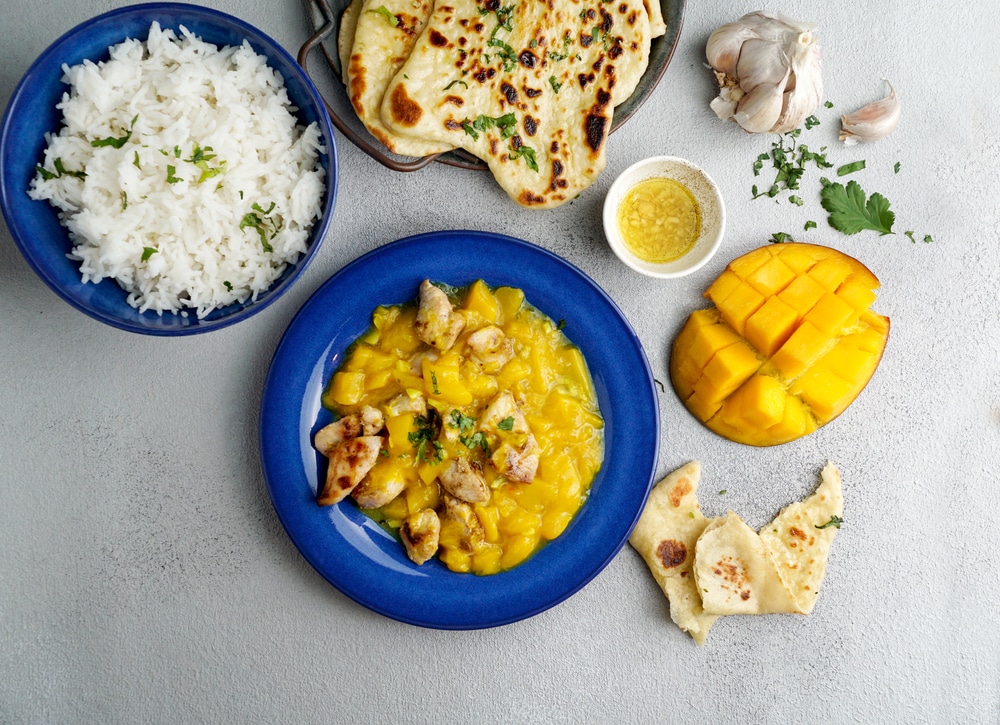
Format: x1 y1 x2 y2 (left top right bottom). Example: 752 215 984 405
239 201 279 252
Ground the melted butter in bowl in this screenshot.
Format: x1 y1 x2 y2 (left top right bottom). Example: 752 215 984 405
604 156 726 278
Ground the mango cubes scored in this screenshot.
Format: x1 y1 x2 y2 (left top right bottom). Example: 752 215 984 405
670 243 889 446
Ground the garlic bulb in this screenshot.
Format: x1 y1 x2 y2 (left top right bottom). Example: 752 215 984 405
840 81 901 145
707 11 823 134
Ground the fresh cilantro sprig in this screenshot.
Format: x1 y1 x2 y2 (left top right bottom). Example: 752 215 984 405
820 178 894 236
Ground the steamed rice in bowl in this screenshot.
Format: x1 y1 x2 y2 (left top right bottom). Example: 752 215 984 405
28 21 326 318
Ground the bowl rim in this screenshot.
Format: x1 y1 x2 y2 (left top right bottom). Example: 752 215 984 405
603 154 726 279
0 1 338 335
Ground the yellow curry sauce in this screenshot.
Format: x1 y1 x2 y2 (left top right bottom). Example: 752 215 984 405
320 280 604 575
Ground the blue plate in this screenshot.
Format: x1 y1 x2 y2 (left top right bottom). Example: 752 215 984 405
259 231 660 629
0 3 337 335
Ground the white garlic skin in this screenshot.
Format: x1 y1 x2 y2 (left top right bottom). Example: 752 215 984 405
706 11 824 134
840 81 901 145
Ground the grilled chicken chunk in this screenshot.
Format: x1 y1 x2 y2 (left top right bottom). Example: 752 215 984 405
467 325 515 373
439 457 490 503
479 391 540 484
400 509 441 565
314 405 384 456
414 279 464 351
352 465 408 509
317 436 383 506
440 494 486 550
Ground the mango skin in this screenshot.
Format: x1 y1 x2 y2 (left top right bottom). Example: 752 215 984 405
670 243 889 447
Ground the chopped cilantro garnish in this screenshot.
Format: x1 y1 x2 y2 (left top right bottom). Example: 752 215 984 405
35 157 86 181
240 201 278 252
820 178 894 236
815 515 843 530
497 416 515 431
91 115 137 149
141 247 157 262
804 220 817 231
508 142 538 172
367 5 398 25
894 161 901 174
165 165 182 184
133 151 141 168
549 75 562 93
223 281 233 292
804 115 821 129
450 410 476 433
461 113 518 141
430 371 440 395
443 79 468 91
768 232 795 244
836 160 866 177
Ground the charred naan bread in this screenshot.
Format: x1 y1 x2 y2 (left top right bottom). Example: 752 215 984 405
629 461 718 645
338 0 363 82
380 0 652 207
759 461 843 614
693 511 802 615
345 0 455 156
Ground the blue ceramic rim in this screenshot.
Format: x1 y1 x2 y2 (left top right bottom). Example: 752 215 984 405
259 230 661 630
0 2 338 335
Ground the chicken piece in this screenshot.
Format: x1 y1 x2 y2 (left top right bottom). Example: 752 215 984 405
384 390 428 418
359 405 384 435
352 466 408 509
313 405 383 456
317 436 383 506
414 279 465 351
479 391 539 484
313 416 362 457
439 457 490 503
478 390 530 435
440 494 486 551
467 325 515 373
400 509 441 565
491 435 540 484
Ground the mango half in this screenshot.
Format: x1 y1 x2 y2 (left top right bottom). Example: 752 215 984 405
670 242 889 446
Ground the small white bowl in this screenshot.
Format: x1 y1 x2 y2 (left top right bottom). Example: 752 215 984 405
603 156 726 278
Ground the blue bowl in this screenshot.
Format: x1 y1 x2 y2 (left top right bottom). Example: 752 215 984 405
260 231 661 629
0 3 337 335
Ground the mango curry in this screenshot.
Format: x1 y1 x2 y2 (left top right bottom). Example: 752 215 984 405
313 279 604 575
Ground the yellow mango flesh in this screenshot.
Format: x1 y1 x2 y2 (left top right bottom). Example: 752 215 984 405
670 243 889 446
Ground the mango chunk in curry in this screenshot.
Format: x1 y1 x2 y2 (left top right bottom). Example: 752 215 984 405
670 243 889 446
315 279 604 575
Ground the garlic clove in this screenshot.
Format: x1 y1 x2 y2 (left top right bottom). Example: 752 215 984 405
734 70 789 133
735 37 791 93
840 81 901 145
706 22 760 78
771 30 823 133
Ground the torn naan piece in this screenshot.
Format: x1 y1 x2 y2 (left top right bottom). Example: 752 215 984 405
759 461 843 614
693 511 802 615
380 0 652 207
346 0 454 156
629 461 719 645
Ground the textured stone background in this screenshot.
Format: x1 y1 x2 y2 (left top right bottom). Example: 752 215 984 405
2 0 998 722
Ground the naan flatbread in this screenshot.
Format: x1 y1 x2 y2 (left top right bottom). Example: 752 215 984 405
629 461 718 645
759 461 843 614
338 0 364 82
346 0 454 156
632 461 844 643
693 511 802 615
381 0 652 207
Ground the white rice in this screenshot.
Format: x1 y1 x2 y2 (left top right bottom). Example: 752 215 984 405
29 22 326 318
